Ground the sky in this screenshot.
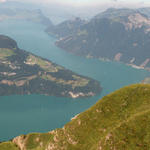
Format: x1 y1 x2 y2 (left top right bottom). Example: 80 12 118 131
43 0 150 7
1 0 150 23
1 0 150 7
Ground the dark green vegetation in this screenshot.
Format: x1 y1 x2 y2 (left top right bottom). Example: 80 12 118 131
1 84 150 150
0 142 19 150
47 8 150 69
0 35 101 98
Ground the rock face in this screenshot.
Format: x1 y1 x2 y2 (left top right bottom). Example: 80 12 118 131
1 84 150 150
0 35 101 98
47 8 150 69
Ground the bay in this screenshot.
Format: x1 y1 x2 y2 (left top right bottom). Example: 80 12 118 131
0 20 149 141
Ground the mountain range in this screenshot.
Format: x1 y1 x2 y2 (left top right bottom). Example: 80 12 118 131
46 8 150 69
0 7 53 26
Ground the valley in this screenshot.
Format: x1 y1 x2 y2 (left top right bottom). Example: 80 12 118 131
0 6 150 149
0 20 149 142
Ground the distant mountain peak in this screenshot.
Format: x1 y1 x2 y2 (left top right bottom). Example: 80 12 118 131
92 8 150 31
94 8 138 20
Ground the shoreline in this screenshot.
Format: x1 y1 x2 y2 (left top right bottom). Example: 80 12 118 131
53 38 150 72
127 63 145 70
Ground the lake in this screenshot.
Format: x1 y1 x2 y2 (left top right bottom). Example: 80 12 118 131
0 20 149 141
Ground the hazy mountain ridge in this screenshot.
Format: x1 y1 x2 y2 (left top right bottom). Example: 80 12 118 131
0 35 101 98
46 17 86 38
139 7 150 18
0 7 53 26
46 8 150 69
1 84 150 150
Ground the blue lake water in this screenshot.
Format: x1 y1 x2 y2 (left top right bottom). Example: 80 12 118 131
0 20 149 141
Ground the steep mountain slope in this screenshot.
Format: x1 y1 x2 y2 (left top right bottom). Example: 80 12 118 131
1 84 150 150
0 35 101 98
139 7 150 18
48 8 150 69
46 17 86 37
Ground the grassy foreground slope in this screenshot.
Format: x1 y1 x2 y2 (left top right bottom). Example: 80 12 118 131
0 84 150 150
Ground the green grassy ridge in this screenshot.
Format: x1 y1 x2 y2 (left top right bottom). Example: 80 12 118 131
53 84 150 150
1 84 150 150
0 142 19 150
100 110 150 150
25 133 54 150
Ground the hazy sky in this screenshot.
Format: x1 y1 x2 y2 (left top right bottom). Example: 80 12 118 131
42 0 150 7
1 0 150 23
1 0 150 7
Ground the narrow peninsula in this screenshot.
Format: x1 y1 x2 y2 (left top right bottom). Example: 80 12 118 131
0 35 101 98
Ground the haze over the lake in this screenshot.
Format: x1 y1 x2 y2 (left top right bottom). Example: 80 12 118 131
1 0 150 20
